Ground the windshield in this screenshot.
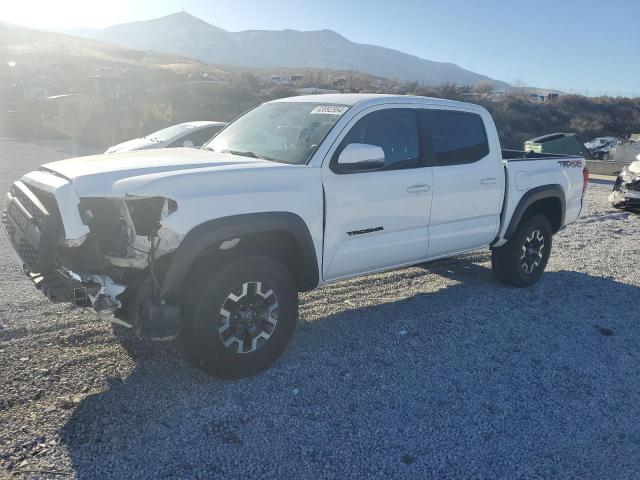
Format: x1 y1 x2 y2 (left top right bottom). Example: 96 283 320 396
203 102 349 164
146 124 196 142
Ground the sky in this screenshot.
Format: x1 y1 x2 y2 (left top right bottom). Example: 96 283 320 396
2 0 639 95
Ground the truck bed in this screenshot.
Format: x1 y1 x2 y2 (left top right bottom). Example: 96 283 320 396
501 149 582 161
492 150 586 248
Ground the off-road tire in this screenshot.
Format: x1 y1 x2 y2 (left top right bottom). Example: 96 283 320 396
183 255 298 379
491 214 552 288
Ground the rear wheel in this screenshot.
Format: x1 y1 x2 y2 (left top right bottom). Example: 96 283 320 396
491 214 552 287
183 255 298 379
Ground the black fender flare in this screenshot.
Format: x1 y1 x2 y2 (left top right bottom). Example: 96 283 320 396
504 184 566 239
160 212 319 298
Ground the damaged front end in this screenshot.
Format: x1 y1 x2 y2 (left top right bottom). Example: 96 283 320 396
609 161 640 211
2 175 183 340
74 195 180 270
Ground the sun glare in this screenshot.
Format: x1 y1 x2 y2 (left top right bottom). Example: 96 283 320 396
1 0 136 30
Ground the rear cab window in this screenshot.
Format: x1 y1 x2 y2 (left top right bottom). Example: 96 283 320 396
425 110 489 166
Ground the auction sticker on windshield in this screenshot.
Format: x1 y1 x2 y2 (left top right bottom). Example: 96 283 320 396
311 105 349 115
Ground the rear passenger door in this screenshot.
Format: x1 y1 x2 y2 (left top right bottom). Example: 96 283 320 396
421 109 503 258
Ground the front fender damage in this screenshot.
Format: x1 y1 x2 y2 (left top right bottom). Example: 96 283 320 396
60 196 184 338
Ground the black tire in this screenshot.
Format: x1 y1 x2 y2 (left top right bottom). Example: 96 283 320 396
491 214 552 287
183 255 298 379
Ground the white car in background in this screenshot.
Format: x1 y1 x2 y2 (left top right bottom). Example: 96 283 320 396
105 121 228 153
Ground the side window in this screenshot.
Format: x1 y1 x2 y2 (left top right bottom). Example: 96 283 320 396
171 127 221 148
186 126 220 147
430 110 489 165
336 109 420 171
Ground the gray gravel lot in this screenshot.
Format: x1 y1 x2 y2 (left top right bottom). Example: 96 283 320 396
1 139 639 479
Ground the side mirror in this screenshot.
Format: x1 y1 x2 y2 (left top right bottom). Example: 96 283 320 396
182 139 195 148
337 143 385 168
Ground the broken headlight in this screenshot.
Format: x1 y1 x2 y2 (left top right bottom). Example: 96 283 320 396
78 197 177 257
124 197 178 237
78 198 130 257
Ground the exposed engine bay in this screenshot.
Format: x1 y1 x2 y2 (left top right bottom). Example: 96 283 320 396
72 196 179 270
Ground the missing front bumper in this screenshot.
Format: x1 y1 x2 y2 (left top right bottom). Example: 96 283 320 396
25 267 181 340
25 267 127 320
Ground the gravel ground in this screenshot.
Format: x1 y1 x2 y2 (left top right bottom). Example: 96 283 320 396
1 139 639 479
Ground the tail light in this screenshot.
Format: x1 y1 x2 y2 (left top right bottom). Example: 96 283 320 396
582 165 589 195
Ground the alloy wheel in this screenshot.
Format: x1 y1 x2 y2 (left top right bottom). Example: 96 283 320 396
218 281 279 353
520 229 545 274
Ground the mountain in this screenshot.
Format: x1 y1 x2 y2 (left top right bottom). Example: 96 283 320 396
1 20 387 90
71 12 509 88
1 20 216 73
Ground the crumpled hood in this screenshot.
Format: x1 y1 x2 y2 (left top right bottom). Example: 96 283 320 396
40 148 275 196
104 137 158 153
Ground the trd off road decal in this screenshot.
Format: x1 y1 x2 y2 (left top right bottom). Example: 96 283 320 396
557 159 584 168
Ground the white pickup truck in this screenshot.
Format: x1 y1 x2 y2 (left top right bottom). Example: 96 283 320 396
2 94 588 378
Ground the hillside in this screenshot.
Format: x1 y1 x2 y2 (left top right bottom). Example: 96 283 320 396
2 21 638 150
70 12 510 88
1 21 388 88
0 22 390 142
1 21 232 75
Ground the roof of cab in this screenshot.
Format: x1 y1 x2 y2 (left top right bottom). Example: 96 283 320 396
271 93 394 106
269 93 484 111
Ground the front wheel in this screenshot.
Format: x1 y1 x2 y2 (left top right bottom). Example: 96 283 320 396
184 255 298 379
491 214 552 287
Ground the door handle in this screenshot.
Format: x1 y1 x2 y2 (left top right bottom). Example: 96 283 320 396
406 184 430 194
480 177 498 185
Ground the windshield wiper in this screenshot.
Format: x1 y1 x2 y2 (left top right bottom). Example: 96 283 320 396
223 149 268 160
203 147 275 161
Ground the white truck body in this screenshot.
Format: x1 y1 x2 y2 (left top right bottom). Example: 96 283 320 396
2 94 587 377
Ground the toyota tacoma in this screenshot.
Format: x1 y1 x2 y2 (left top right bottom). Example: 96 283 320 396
2 94 588 378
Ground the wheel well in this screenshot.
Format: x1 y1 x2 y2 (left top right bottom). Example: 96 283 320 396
179 230 316 299
521 197 563 233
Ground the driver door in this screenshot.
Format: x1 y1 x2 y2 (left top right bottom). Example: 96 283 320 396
322 107 433 281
